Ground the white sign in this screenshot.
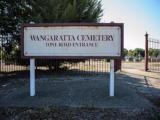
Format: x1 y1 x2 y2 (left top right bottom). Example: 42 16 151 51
22 24 123 58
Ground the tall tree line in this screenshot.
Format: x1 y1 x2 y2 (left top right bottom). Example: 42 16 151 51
123 48 160 58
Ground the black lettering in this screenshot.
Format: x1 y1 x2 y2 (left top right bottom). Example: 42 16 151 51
54 35 58 41
31 35 37 41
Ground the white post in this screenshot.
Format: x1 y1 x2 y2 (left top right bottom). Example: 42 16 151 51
30 58 35 96
110 59 115 97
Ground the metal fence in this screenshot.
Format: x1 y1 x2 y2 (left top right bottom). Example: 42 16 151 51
145 33 160 72
148 38 160 71
0 36 110 78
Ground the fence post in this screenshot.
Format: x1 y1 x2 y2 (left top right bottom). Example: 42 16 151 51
145 32 148 71
114 59 121 72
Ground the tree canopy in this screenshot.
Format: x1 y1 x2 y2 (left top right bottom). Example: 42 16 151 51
1 0 102 36
0 0 103 68
0 0 32 37
31 0 102 23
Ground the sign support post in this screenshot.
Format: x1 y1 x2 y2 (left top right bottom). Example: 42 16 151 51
30 58 35 96
110 59 115 97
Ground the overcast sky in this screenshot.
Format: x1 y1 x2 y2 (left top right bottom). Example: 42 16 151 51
101 0 160 50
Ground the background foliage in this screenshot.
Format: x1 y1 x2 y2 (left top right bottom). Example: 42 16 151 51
0 0 103 69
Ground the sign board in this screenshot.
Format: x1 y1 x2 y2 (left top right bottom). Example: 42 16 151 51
21 23 123 58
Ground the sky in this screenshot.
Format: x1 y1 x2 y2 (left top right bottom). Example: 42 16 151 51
101 0 160 50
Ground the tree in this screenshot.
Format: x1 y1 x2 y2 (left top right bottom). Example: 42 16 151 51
133 48 145 58
1 0 103 70
123 48 128 58
128 49 134 58
0 0 32 63
0 0 32 38
149 48 160 57
31 0 102 23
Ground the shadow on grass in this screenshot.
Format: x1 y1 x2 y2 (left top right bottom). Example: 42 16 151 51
122 70 160 80
118 72 160 108
0 68 108 80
